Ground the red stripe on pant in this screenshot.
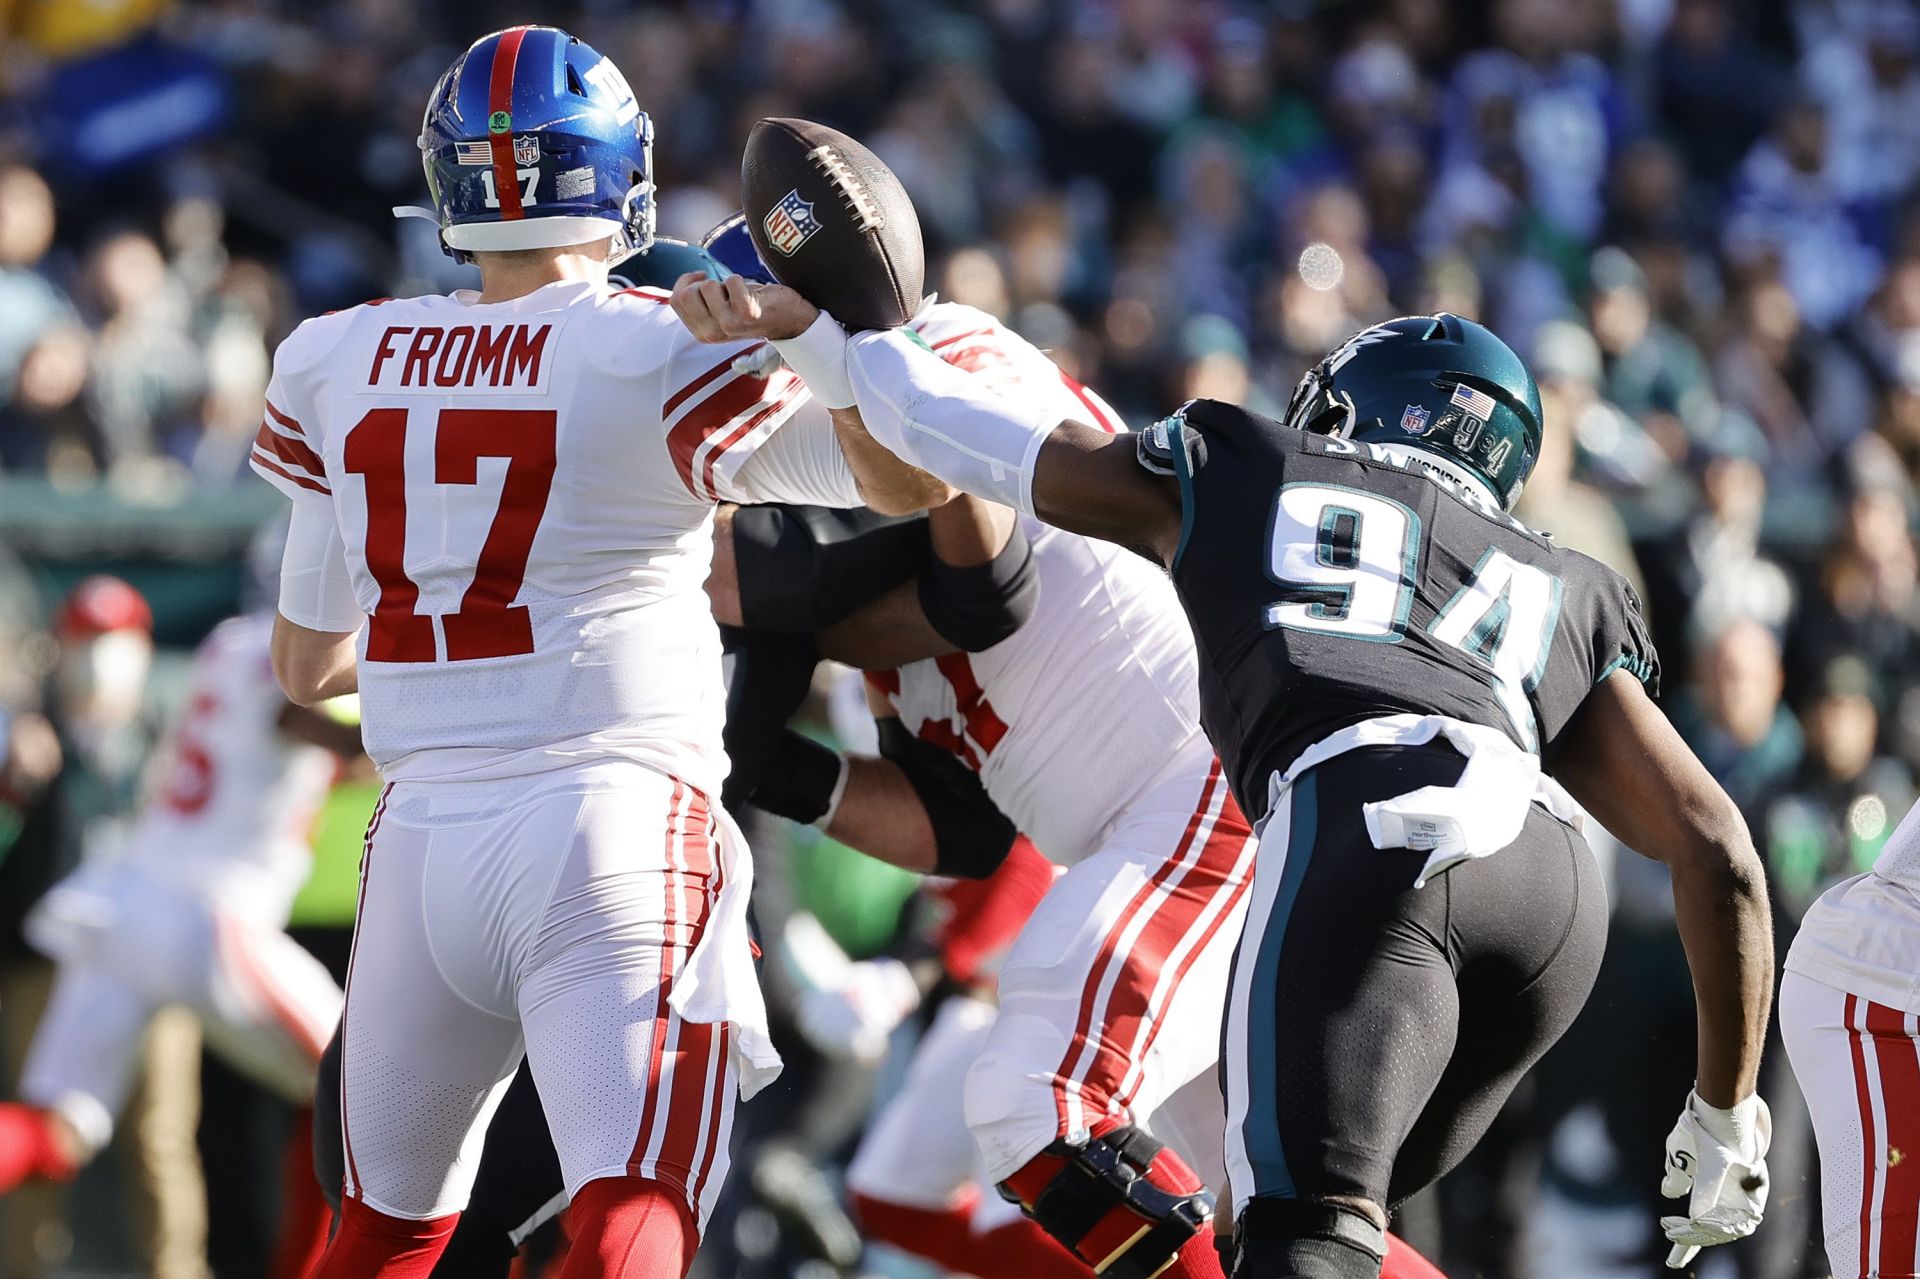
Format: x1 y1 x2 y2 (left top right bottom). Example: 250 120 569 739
628 786 725 1217
1050 762 1235 1128
1867 999 1920 1278
1117 791 1256 1110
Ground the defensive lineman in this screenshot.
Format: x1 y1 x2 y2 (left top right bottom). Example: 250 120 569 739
254 27 936 1277
722 300 1777 1278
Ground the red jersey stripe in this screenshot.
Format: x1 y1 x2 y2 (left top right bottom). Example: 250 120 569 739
264 400 306 436
254 420 325 477
253 452 332 496
1061 370 1120 434
697 396 792 501
664 345 764 420
930 327 994 352
487 27 530 222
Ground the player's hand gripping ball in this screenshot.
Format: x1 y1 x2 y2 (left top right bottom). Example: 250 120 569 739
669 272 820 344
741 117 925 332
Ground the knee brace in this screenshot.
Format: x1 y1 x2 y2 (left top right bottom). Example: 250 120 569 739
998 1124 1213 1279
1231 1197 1385 1279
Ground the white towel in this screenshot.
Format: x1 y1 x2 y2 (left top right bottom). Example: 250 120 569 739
667 800 784 1098
1269 714 1584 888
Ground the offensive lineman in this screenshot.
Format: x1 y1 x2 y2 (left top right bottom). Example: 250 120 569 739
253 27 938 1278
699 299 1778 1278
1781 797 1920 1277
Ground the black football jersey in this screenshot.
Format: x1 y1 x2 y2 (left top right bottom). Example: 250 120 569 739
1156 399 1658 821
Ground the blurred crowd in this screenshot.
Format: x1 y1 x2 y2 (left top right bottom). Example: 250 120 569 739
2 0 1920 1276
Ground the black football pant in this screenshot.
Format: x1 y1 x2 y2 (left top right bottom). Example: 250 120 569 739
1224 743 1608 1240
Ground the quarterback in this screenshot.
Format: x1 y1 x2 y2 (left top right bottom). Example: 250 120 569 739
253 26 936 1279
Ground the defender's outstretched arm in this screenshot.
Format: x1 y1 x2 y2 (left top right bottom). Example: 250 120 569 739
845 330 1183 564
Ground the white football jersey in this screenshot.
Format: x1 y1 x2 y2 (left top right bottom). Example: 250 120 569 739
871 305 1203 866
1788 796 1920 1015
130 613 337 906
251 280 858 794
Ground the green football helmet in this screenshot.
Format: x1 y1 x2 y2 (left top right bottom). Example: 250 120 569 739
1281 313 1545 510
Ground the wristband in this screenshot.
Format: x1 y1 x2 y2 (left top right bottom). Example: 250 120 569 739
752 729 848 827
772 310 856 408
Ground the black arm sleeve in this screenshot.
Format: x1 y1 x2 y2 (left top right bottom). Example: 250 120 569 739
732 504 931 631
719 626 819 813
916 519 1040 652
875 717 1017 879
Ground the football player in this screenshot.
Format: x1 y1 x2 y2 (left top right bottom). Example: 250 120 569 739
1781 796 1920 1278
0 563 355 1278
687 297 1777 1279
253 27 939 1279
699 292 1447 1279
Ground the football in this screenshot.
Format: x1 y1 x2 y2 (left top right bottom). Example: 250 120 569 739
741 117 925 332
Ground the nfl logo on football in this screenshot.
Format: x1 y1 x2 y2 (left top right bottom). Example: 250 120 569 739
514 135 540 167
1399 404 1431 435
764 189 822 256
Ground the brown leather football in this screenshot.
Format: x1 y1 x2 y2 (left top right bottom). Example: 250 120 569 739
741 117 925 331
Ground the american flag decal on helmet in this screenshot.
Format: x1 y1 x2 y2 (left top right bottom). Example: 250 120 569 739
1449 383 1498 421
455 140 493 165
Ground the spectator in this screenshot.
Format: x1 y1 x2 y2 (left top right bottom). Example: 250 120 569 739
1654 0 1790 192
1586 246 1719 454
1713 274 1876 484
0 167 73 403
1674 617 1805 814
1725 98 1883 331
76 232 203 472
1765 656 1915 917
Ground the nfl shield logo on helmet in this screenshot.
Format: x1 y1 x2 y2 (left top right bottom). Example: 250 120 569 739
763 189 822 256
1399 404 1431 435
514 135 540 167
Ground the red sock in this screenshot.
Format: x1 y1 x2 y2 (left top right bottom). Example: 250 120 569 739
0 1102 77 1192
269 1107 332 1279
310 1196 458 1277
1382 1230 1448 1279
851 1189 1084 1276
558 1175 697 1279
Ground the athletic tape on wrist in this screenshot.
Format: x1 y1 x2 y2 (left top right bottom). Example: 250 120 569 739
773 310 856 408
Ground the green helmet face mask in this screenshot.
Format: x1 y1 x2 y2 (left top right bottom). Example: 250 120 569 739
1282 313 1545 510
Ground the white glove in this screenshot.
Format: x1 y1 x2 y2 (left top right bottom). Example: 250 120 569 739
796 957 920 1064
1660 1089 1771 1268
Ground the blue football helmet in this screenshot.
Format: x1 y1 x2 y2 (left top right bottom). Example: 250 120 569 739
400 26 654 260
701 213 777 283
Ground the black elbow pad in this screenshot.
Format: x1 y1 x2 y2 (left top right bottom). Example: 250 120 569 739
917 520 1040 652
719 626 819 813
733 504 931 631
876 717 1017 878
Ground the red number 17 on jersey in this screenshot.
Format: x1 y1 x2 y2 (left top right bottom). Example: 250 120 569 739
344 406 556 663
